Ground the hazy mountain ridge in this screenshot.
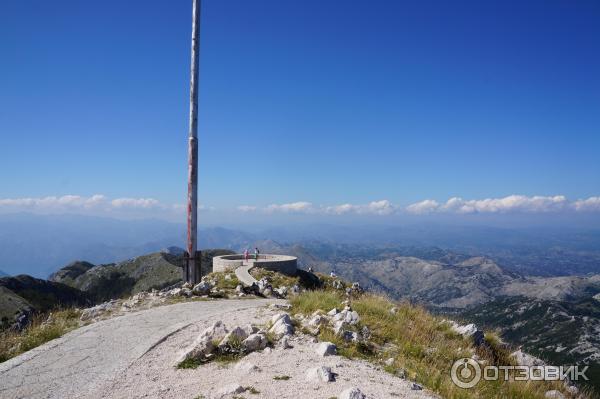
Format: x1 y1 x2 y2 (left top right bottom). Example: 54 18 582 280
0 213 255 278
50 253 182 302
0 275 92 330
3 213 600 278
252 240 600 309
49 249 234 302
252 224 600 276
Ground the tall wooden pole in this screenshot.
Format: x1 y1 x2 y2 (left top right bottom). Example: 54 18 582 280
186 0 201 284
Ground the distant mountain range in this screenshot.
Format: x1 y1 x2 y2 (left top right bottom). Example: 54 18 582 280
0 213 252 278
253 240 600 309
2 213 600 278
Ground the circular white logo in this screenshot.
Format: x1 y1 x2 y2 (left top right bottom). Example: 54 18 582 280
451 358 482 388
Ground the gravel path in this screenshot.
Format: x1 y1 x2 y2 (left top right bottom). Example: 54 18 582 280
0 298 274 399
235 263 258 286
0 298 437 399
103 305 437 399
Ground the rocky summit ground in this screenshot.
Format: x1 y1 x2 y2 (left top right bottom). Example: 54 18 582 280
0 298 436 399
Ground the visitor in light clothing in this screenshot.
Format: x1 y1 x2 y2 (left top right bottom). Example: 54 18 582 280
244 249 249 262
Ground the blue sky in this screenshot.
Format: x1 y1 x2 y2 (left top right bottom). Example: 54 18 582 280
0 0 599 223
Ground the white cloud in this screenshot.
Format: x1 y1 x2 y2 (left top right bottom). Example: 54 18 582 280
246 195 600 216
4 194 600 220
0 195 211 219
258 199 396 216
237 205 257 212
0 195 109 210
110 198 161 209
573 197 600 212
406 195 587 214
364 200 396 215
266 202 314 213
324 203 360 215
406 199 440 215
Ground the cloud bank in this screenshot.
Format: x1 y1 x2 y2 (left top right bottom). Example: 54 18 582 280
242 195 600 216
1 194 600 220
0 195 170 211
405 195 572 215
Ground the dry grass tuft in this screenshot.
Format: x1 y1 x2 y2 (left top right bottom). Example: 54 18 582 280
0 308 82 363
249 268 300 288
205 272 241 290
291 291 579 399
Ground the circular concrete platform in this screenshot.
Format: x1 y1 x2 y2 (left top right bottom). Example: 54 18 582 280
212 254 297 275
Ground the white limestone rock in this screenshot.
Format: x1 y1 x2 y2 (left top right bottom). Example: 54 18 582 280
305 366 335 382
339 387 366 399
315 342 337 357
176 335 214 363
269 313 294 338
233 361 259 374
176 321 228 363
202 320 228 341
332 309 360 326
333 320 347 336
216 383 245 397
218 326 249 348
242 324 258 336
242 333 268 352
80 302 115 321
279 335 293 349
192 281 212 296
511 349 545 366
308 314 327 327
449 321 478 337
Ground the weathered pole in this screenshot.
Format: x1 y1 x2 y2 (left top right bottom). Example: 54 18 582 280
186 0 201 284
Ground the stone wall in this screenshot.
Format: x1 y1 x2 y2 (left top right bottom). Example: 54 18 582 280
212 255 244 272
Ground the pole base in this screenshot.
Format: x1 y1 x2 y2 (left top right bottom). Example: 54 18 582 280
183 250 202 285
